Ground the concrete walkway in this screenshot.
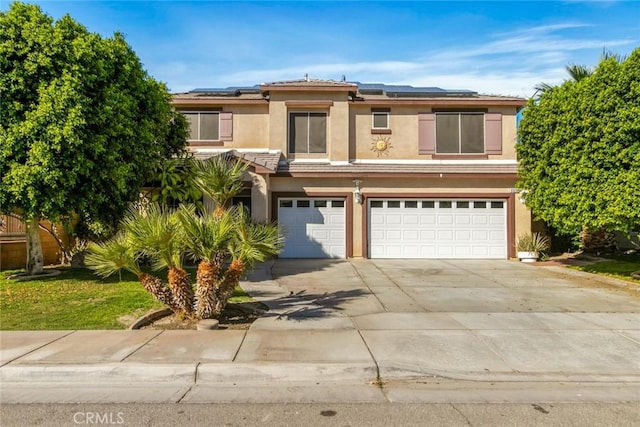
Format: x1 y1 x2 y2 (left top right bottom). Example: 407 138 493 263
1 259 639 403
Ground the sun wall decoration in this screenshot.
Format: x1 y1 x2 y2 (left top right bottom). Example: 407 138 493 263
370 136 393 157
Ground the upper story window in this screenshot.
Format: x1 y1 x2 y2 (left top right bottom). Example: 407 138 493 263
289 112 327 153
181 111 233 142
418 112 502 155
371 108 391 134
436 112 484 154
372 112 389 129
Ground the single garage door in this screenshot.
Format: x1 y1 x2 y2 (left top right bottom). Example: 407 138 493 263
369 199 507 259
278 198 346 258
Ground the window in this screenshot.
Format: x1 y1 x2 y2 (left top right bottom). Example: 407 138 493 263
372 112 389 129
184 112 219 141
436 113 484 154
289 112 327 153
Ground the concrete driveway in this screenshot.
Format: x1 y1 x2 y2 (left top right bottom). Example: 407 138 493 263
245 258 640 388
2 259 638 404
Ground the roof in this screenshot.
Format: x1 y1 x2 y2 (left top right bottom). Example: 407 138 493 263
172 78 526 105
189 149 518 177
276 161 519 177
192 150 281 174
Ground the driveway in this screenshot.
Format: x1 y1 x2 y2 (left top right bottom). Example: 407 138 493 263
244 258 640 385
260 258 640 316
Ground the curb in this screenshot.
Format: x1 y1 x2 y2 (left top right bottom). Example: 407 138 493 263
128 308 174 330
0 363 196 384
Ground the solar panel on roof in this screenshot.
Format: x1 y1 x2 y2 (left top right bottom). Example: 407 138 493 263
189 85 260 94
355 82 476 97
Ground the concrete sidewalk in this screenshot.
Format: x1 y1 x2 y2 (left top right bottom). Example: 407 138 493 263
1 259 639 403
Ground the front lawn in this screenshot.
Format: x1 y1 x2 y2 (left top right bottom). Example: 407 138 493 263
570 255 640 283
0 267 252 330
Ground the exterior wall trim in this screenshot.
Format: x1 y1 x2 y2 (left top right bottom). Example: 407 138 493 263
361 192 516 259
285 100 334 108
353 99 525 107
276 172 518 179
271 191 353 258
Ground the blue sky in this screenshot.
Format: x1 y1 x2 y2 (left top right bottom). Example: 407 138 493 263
6 1 639 97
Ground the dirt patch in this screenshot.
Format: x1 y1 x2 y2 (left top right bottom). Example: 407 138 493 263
535 252 605 267
139 302 267 330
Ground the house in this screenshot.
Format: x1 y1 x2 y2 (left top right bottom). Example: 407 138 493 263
172 78 529 259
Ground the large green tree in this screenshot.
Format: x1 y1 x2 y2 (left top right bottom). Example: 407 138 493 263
0 2 187 274
517 48 640 236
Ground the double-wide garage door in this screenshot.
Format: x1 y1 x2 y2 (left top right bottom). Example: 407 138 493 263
369 199 507 259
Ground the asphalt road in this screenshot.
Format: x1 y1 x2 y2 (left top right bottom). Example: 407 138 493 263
2 402 639 427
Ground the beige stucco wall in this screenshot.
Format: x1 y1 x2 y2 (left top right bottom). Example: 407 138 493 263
227 105 270 149
350 105 519 161
267 92 351 161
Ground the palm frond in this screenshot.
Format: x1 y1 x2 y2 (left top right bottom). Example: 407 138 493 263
229 207 284 268
177 203 236 261
193 156 249 210
121 203 185 271
85 233 141 279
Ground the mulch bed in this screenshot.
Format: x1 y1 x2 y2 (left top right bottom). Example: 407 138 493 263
139 302 267 330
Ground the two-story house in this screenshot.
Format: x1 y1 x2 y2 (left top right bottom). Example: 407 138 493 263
172 78 529 260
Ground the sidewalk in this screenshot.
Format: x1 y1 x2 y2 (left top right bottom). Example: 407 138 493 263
1 259 639 403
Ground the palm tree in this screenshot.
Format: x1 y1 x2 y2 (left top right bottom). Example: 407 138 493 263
87 156 283 321
177 204 236 319
215 207 283 316
534 50 625 97
181 156 283 318
121 204 194 316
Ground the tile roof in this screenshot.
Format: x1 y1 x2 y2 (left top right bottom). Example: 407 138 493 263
277 161 519 176
191 150 281 173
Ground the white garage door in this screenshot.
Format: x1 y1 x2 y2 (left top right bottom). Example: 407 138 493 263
278 198 346 258
369 199 507 259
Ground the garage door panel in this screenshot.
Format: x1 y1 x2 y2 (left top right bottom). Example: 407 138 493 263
455 230 471 240
387 230 402 240
420 215 436 225
369 198 507 259
455 215 471 224
403 215 419 225
421 230 436 239
403 230 419 241
438 216 454 225
472 216 488 225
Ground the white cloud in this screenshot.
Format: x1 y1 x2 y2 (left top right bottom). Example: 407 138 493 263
164 20 637 98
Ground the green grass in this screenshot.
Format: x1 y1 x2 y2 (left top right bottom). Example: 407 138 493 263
570 255 640 283
0 267 253 330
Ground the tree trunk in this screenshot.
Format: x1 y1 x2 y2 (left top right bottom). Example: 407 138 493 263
26 217 44 275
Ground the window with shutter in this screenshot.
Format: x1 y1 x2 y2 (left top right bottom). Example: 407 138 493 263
419 112 502 155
